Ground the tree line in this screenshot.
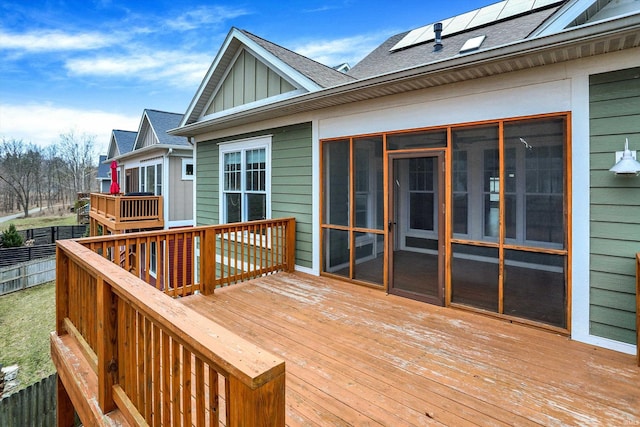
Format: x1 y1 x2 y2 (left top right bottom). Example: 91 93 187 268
0 131 98 217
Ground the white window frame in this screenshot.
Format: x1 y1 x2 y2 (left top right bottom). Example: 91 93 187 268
140 162 163 195
182 158 194 180
218 135 272 224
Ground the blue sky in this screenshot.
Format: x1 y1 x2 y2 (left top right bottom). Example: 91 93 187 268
0 0 487 154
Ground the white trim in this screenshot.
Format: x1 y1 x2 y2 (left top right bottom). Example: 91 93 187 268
531 0 596 37
218 135 272 223
570 334 637 356
312 120 321 274
193 139 198 225
295 264 316 275
570 72 591 347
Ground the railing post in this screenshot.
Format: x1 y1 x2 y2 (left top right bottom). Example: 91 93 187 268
201 229 216 295
97 276 118 413
56 245 69 335
227 373 286 427
286 218 296 272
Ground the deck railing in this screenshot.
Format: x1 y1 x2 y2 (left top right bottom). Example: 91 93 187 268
52 219 295 426
90 193 164 233
78 218 296 297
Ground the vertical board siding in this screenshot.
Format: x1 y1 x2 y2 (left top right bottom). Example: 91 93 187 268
168 156 194 222
208 50 296 115
589 66 640 345
196 123 313 268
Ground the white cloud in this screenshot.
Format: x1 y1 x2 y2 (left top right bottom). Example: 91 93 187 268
165 6 250 31
65 51 210 88
0 29 120 52
292 33 388 68
0 103 139 154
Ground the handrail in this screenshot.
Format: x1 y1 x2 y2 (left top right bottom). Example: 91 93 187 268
54 238 286 426
89 193 164 232
79 218 296 296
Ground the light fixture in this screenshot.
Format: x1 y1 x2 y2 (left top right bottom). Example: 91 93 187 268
609 138 640 176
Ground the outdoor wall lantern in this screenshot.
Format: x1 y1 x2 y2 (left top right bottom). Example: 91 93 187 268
609 138 640 176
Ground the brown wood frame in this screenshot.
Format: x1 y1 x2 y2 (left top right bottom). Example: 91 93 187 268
320 112 572 333
387 150 446 305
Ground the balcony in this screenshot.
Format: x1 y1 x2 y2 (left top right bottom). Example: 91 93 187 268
89 193 164 235
52 220 640 426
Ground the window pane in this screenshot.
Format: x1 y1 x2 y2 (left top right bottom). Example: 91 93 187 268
452 125 499 242
503 250 566 328
225 193 241 223
387 129 446 150
246 148 266 191
504 118 565 247
147 166 155 195
224 152 241 191
354 137 383 230
156 164 162 195
410 193 434 231
353 232 384 286
451 244 499 312
323 228 350 277
246 193 266 221
323 140 350 226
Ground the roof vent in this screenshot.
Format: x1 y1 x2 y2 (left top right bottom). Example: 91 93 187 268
434 22 443 51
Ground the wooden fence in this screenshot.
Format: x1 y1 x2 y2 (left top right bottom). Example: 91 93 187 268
0 257 56 296
0 373 57 426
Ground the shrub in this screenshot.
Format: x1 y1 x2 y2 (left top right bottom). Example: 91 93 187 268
1 224 24 248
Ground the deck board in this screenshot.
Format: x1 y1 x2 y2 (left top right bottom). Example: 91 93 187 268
180 272 640 426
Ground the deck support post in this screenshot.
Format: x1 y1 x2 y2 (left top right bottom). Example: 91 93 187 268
227 372 286 427
56 375 75 427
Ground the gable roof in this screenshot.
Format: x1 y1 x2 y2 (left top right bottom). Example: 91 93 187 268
96 155 110 180
107 129 137 159
138 109 190 148
180 27 355 127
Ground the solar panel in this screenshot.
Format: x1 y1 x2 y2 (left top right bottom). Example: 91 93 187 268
390 0 560 52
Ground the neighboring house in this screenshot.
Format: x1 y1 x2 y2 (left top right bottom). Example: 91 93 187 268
96 154 111 193
103 110 194 230
171 0 640 357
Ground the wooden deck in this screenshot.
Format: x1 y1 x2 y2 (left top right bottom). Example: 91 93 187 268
181 272 640 427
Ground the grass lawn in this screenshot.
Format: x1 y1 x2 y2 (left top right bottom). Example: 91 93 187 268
0 282 56 389
1 212 77 232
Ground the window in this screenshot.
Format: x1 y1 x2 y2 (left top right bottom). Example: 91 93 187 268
140 163 162 195
219 136 271 223
182 158 194 180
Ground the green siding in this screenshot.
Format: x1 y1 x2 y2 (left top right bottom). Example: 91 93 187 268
589 67 640 345
195 122 313 269
207 50 296 115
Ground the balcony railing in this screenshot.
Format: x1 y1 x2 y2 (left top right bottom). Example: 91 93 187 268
52 218 295 426
89 193 164 233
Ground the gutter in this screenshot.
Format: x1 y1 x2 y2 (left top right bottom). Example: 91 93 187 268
169 12 640 138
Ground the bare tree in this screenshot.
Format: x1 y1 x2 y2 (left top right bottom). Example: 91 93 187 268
58 130 97 197
0 138 43 217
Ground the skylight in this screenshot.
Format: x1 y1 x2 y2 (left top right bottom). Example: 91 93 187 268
459 35 487 53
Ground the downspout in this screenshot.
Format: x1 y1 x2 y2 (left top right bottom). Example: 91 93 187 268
190 137 196 227
163 148 172 229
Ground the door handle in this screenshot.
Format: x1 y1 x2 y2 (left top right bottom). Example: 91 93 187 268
388 221 396 232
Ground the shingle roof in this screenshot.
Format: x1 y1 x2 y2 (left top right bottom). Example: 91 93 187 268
97 155 110 179
240 30 356 88
144 110 190 147
348 5 562 80
113 130 137 155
